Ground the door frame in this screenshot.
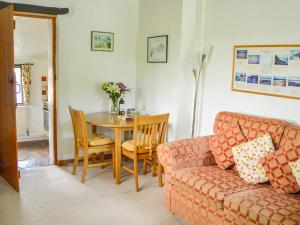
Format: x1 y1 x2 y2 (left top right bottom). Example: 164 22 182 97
14 11 58 165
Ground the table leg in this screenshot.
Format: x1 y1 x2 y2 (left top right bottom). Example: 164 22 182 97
114 128 122 184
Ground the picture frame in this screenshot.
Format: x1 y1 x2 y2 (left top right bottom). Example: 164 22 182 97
147 35 168 63
91 31 114 52
232 45 300 100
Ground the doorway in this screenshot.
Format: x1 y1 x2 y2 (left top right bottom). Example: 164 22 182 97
13 12 57 171
14 16 52 169
0 4 61 192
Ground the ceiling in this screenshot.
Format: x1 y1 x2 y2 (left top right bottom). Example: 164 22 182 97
14 16 50 58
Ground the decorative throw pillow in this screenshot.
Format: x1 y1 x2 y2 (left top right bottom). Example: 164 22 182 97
289 159 300 186
261 125 300 193
209 122 246 169
232 133 275 184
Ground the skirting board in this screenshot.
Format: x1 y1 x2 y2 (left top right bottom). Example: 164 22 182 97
17 135 48 142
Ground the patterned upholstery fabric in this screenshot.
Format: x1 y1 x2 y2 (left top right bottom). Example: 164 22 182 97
171 186 225 225
214 112 287 150
224 187 300 225
171 166 268 209
157 112 299 225
261 125 300 193
157 136 215 173
157 135 215 209
232 133 275 184
209 122 247 169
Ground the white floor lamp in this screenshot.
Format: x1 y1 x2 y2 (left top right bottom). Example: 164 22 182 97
191 53 207 138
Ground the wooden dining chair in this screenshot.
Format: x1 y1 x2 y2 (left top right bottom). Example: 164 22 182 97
142 156 165 187
69 106 115 183
121 113 169 192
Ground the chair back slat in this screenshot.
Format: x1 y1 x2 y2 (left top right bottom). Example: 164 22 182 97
69 106 89 149
133 114 169 154
69 106 77 147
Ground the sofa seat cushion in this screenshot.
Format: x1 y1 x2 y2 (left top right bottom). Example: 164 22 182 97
224 187 300 225
121 139 157 154
171 166 268 209
89 133 114 146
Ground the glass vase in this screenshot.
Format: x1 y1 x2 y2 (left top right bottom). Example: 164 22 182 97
110 99 119 114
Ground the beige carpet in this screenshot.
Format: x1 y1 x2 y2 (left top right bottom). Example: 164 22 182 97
0 164 182 225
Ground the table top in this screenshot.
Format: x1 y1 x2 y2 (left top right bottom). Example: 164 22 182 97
85 111 134 128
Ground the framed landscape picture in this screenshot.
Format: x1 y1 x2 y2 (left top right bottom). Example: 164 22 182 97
147 35 168 63
232 45 300 100
91 31 114 51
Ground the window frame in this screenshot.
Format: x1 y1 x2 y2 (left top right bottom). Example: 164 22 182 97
14 65 24 106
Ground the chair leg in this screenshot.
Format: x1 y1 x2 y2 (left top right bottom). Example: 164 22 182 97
158 161 163 187
91 153 97 164
100 152 105 168
134 158 139 192
143 159 148 175
151 158 157 177
124 130 130 141
72 146 79 175
123 131 130 162
81 150 89 183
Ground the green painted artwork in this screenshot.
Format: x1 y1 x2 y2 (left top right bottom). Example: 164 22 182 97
91 31 114 51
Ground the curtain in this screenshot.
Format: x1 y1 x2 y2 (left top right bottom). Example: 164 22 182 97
21 64 32 105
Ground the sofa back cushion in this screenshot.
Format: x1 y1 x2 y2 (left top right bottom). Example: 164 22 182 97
209 121 247 169
214 112 288 150
261 124 300 193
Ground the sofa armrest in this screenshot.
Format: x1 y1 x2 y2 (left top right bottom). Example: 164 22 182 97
157 135 215 174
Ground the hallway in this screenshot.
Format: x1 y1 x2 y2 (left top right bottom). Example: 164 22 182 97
18 140 50 169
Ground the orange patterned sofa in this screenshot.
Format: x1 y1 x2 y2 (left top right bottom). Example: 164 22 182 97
157 112 300 225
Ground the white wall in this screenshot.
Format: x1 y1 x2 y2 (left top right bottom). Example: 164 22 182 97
15 57 48 139
16 107 26 136
9 0 300 159
56 0 139 159
14 16 49 58
9 0 139 159
136 0 183 141
200 0 300 135
175 0 203 139
136 0 205 140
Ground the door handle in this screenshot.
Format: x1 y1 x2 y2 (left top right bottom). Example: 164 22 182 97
10 70 16 84
9 73 15 84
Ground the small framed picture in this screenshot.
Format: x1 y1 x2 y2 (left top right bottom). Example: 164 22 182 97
91 31 114 52
147 35 168 63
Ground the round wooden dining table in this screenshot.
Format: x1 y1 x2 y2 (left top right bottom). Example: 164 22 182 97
85 111 134 184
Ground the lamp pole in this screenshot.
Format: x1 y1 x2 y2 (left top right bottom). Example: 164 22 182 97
191 54 206 137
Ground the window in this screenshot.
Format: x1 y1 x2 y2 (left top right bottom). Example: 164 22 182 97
15 66 24 105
